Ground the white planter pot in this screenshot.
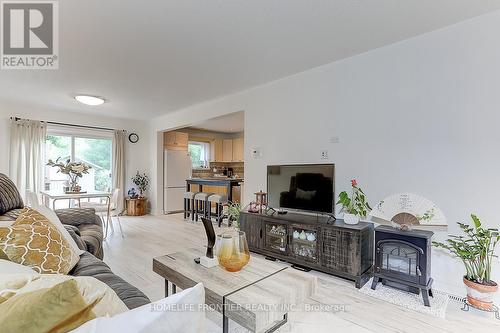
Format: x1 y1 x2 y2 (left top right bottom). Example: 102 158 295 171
343 213 360 225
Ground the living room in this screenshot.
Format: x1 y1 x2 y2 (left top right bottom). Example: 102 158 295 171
1 1 500 333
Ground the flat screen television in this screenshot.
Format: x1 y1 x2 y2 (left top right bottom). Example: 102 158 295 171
267 164 335 214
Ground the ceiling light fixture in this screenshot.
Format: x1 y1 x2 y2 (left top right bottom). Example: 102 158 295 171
74 95 105 106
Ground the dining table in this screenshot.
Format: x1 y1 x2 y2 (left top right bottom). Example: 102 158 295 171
40 189 112 211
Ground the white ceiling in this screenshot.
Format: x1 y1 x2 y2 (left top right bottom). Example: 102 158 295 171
191 111 244 133
1 1 500 119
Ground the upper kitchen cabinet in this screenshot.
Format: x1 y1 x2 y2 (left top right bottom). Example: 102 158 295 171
164 131 188 151
222 139 233 162
213 139 224 162
232 137 244 162
213 137 244 162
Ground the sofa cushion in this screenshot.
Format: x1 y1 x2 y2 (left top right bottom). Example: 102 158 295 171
55 208 100 226
0 173 24 215
78 224 104 260
64 225 88 251
0 208 24 223
70 252 150 310
55 208 104 259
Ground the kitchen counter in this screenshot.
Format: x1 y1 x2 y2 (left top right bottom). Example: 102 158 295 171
186 178 243 202
188 177 243 182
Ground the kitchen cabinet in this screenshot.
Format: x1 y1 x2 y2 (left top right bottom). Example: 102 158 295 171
212 137 244 162
213 139 223 162
222 139 233 162
164 131 188 151
203 185 227 196
232 137 244 162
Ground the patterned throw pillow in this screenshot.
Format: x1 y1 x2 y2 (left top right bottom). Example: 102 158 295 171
0 208 79 274
0 173 24 215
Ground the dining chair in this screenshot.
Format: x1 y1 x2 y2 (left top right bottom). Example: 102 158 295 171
80 188 123 239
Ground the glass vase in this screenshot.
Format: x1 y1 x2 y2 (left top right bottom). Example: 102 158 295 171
216 230 250 272
68 175 80 193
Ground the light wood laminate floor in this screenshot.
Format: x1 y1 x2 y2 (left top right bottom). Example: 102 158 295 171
102 214 500 333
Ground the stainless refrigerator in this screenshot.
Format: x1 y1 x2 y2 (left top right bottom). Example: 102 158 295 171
164 150 192 214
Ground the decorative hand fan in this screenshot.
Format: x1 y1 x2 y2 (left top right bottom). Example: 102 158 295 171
370 193 447 228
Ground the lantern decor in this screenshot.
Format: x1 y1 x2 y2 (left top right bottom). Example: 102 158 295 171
247 190 270 214
255 191 268 214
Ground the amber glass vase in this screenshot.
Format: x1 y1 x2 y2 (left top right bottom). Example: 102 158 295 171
216 230 250 272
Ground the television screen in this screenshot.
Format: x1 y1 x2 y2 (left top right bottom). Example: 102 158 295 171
267 164 335 214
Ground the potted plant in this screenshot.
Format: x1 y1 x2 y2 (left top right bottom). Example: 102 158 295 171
226 201 242 229
131 172 149 198
47 158 91 193
433 215 499 310
336 179 371 225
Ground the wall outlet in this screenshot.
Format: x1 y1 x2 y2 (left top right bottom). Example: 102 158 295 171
321 150 329 159
251 147 262 159
329 136 340 144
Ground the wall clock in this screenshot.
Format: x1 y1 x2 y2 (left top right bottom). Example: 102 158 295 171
128 133 139 144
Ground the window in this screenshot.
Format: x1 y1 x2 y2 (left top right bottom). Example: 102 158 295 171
45 131 113 193
188 141 210 169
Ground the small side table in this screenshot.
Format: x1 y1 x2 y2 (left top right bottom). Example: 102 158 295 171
126 197 147 216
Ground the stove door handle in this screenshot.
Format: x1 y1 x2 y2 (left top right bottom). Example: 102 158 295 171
417 266 422 276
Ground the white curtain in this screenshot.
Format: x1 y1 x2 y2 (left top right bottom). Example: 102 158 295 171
9 118 47 200
112 130 126 214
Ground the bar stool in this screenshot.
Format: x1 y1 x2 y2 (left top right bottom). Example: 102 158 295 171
208 193 228 227
183 191 195 220
194 192 212 221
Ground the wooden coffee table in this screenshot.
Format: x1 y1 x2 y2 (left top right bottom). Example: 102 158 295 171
153 248 317 333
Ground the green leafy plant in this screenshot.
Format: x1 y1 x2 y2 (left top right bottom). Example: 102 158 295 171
226 201 242 229
131 172 149 197
336 179 372 218
433 215 499 285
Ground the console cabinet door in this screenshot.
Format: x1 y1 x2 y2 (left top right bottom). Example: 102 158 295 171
289 224 318 263
263 220 288 254
240 213 262 249
320 227 361 275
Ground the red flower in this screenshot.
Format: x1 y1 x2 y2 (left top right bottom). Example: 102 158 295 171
351 179 358 187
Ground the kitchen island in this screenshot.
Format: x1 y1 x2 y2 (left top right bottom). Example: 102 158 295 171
186 178 243 203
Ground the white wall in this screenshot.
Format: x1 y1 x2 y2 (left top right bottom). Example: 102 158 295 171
149 11 500 299
0 102 151 195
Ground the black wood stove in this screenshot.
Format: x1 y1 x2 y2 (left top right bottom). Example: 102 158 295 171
371 225 434 306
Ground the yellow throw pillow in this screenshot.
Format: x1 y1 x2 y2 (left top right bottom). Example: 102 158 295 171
0 209 79 274
0 248 8 260
0 273 128 317
0 279 96 333
12 207 55 228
